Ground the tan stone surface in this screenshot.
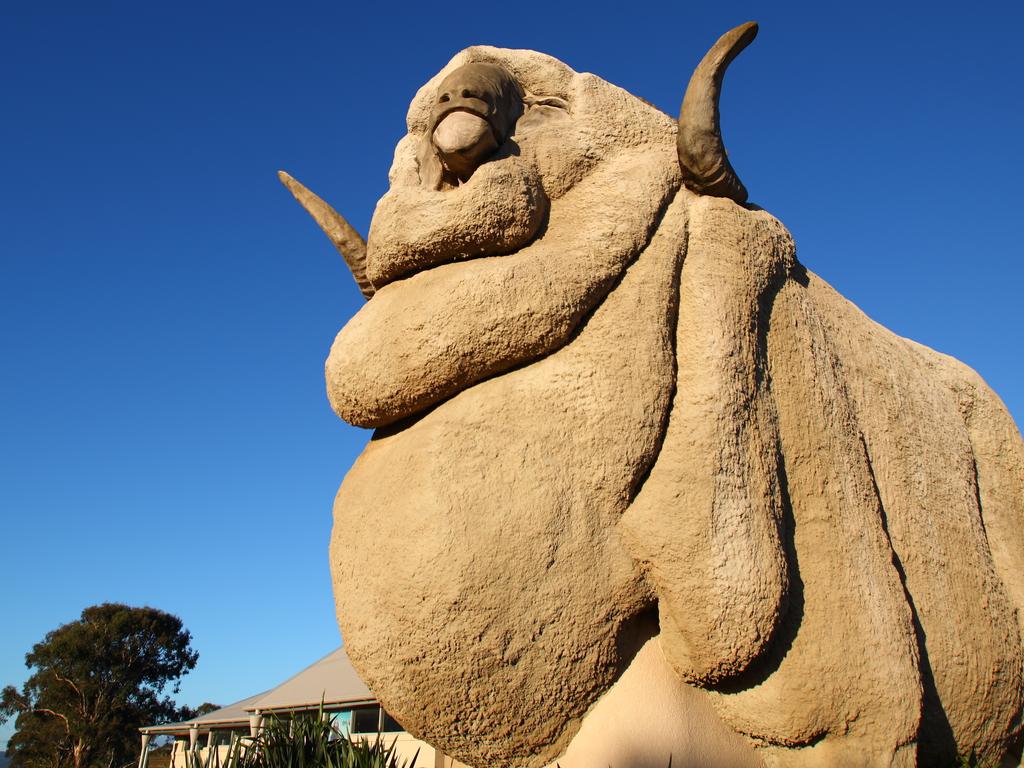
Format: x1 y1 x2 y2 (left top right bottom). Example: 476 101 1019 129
549 634 762 768
332 188 686 767
307 41 1024 768
327 148 678 428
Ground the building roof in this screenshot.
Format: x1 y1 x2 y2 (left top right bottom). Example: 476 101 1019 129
246 647 374 713
141 647 375 734
142 692 268 735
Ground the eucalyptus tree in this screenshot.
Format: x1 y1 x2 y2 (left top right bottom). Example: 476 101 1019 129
1 604 198 768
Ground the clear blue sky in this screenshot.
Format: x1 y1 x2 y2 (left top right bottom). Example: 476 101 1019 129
2 0 1022 749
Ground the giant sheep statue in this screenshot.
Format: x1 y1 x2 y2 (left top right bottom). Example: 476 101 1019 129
280 23 1024 768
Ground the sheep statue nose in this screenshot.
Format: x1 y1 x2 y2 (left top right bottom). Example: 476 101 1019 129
423 62 524 186
432 110 498 180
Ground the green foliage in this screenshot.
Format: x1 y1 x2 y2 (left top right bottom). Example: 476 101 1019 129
178 704 221 721
241 710 415 768
952 751 1000 768
181 709 415 768
1 603 198 768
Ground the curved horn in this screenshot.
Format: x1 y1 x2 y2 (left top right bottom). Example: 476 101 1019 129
677 21 758 203
278 171 374 300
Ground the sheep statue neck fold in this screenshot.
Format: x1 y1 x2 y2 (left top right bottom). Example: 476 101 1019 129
280 23 1024 768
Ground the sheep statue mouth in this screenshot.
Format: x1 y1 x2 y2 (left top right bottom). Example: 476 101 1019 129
432 109 497 170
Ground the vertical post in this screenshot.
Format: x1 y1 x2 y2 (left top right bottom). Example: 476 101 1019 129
249 711 263 738
138 733 151 768
189 724 199 752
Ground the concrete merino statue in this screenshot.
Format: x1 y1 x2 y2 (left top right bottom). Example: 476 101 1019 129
280 23 1024 768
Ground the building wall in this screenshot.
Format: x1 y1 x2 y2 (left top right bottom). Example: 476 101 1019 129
353 731 438 768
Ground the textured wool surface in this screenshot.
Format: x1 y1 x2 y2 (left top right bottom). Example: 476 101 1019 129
324 47 1024 768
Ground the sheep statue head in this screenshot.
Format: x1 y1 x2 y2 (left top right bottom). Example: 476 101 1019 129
280 23 1024 768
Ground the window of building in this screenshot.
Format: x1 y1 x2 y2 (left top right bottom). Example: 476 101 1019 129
331 710 352 737
210 730 245 747
380 710 402 733
351 706 380 734
349 705 403 734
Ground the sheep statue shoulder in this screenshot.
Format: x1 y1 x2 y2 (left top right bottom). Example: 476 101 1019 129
280 23 1024 768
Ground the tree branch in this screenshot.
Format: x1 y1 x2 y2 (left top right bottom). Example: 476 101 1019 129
53 673 83 700
32 707 72 734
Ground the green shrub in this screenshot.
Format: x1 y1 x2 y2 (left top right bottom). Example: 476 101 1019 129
183 705 416 768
